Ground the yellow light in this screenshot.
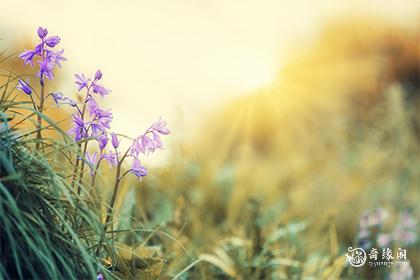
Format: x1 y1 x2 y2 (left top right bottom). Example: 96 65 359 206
240 60 277 91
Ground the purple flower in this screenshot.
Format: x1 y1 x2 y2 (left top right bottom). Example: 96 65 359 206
51 92 77 107
377 233 391 247
357 229 370 239
152 132 163 149
86 98 98 114
19 50 36 66
94 70 103 81
75 73 89 91
51 92 64 104
101 152 118 167
19 27 65 82
92 83 110 97
151 117 170 135
96 133 108 150
68 113 88 141
38 59 55 81
89 105 113 136
111 132 120 149
129 138 141 157
131 158 148 178
139 133 163 154
65 99 77 108
401 211 417 229
65 98 78 107
89 70 110 97
128 118 170 156
46 49 66 68
85 152 98 176
88 99 112 120
391 211 418 246
141 134 156 154
86 152 98 165
37 27 48 39
393 226 417 246
33 43 42 55
90 123 103 136
96 273 104 280
44 36 61 47
95 110 113 125
360 208 388 229
69 92 112 142
16 79 32 95
75 71 110 96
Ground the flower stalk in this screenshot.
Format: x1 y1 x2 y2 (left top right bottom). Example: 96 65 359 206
17 26 66 150
16 26 171 268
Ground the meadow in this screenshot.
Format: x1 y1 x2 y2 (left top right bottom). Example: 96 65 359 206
0 18 418 279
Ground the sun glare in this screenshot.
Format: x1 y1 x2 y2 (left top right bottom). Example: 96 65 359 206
241 60 278 91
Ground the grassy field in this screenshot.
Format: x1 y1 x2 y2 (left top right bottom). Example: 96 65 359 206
0 19 419 279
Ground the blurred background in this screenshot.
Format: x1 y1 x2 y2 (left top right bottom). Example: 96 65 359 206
1 0 418 145
1 0 419 279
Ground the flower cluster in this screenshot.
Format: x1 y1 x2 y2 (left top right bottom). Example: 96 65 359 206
68 70 113 142
18 27 66 86
389 261 413 280
69 70 169 178
357 208 388 249
377 211 417 247
15 26 170 182
129 118 170 156
76 70 110 97
16 28 73 102
15 26 171 273
357 208 418 250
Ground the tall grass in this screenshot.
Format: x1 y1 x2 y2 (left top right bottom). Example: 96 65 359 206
0 106 102 278
0 54 185 279
113 20 419 279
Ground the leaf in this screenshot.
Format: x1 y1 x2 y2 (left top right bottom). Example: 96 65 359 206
268 221 308 243
199 253 237 278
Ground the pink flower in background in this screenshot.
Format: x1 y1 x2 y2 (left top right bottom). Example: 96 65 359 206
377 233 391 247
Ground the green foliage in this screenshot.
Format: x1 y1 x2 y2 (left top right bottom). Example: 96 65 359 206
0 109 104 279
131 85 419 279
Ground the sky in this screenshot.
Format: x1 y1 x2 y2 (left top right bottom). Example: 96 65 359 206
0 0 418 163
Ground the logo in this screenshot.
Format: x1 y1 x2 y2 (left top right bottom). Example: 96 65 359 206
345 247 367 267
345 247 409 268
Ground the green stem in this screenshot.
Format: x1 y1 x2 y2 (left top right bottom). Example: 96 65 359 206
90 158 103 193
95 148 129 258
71 144 81 190
89 156 105 203
35 80 45 150
77 141 89 195
95 161 121 258
71 88 90 191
